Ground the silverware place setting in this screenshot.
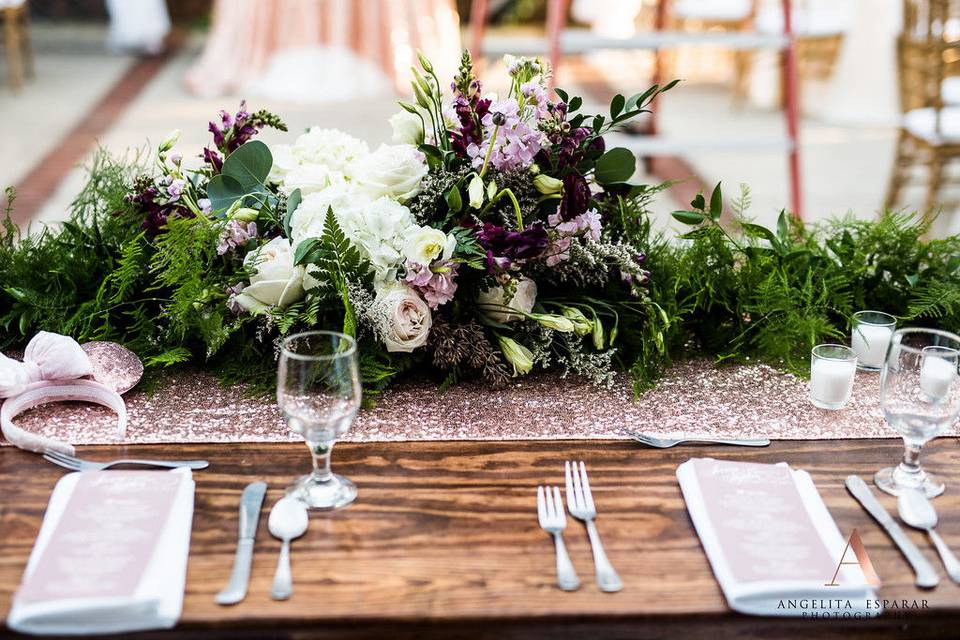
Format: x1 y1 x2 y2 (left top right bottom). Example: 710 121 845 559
537 462 622 593
42 450 210 471
625 430 770 449
898 488 960 585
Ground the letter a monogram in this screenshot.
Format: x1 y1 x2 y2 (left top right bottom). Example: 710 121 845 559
826 529 881 587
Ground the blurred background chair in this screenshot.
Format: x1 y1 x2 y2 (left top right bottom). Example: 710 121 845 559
1 0 33 90
886 0 960 220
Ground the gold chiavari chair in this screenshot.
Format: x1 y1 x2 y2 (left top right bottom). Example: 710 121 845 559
886 0 960 217
1 0 33 90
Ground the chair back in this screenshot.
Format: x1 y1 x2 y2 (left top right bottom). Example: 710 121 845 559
897 0 960 115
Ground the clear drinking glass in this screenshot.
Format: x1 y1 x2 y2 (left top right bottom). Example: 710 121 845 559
277 331 362 509
875 328 960 498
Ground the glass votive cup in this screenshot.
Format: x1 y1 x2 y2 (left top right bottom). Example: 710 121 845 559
851 310 896 372
919 346 959 403
810 344 858 410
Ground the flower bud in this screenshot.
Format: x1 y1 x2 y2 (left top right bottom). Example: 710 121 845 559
592 317 605 350
468 174 485 209
159 129 181 153
561 307 593 336
496 335 534 376
530 313 576 333
416 50 434 73
534 174 564 195
492 112 507 126
232 207 258 222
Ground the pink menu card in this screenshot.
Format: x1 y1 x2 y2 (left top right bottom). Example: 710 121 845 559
16 471 185 604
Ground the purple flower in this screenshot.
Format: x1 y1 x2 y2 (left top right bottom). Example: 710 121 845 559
544 209 602 266
198 198 212 215
558 172 591 220
467 99 543 172
476 222 549 274
404 260 459 309
217 220 258 255
225 282 246 315
167 178 186 202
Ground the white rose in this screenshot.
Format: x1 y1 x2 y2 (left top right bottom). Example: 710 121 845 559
292 127 369 171
476 277 537 323
280 164 346 196
372 284 432 353
234 237 305 313
268 143 299 184
349 144 428 202
403 226 456 265
388 109 424 145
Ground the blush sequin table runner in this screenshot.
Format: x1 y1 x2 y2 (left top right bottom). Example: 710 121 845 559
2 359 945 446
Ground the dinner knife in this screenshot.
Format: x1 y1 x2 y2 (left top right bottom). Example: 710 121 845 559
845 475 939 589
215 481 268 605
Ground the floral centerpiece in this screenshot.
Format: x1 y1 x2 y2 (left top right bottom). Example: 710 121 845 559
3 52 959 397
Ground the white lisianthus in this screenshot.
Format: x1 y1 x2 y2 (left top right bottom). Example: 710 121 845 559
292 127 369 171
234 237 305 313
403 226 456 265
371 284 432 353
468 174 484 209
388 109 424 145
268 143 299 184
496 335 534 376
349 144 428 202
279 164 346 196
476 277 538 323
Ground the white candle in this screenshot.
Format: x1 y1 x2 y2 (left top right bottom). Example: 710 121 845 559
920 356 957 400
852 324 893 369
810 357 857 408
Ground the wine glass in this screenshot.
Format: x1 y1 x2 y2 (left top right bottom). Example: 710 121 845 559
277 331 362 510
875 327 960 498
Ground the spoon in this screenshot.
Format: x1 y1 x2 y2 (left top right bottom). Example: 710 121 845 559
268 497 309 600
898 488 960 584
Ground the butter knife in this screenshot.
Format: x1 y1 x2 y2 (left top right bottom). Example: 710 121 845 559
845 475 939 589
215 481 268 605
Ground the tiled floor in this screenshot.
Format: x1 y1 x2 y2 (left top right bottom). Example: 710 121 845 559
3 25 958 237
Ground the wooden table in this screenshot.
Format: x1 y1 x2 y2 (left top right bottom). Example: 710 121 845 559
1 439 959 639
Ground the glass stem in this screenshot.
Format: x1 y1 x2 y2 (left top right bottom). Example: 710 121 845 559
307 440 335 482
898 441 923 477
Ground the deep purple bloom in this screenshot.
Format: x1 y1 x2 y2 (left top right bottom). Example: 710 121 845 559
476 222 549 274
558 172 591 220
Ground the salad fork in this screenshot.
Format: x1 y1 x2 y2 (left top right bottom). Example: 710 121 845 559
42 450 209 471
565 461 623 593
536 485 580 591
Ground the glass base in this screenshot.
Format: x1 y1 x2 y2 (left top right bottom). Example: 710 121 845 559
285 473 357 510
856 364 882 372
874 466 945 498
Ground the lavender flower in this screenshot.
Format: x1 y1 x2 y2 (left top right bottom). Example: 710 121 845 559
225 282 246 315
217 220 258 255
404 260 459 309
544 209 602 266
466 99 543 172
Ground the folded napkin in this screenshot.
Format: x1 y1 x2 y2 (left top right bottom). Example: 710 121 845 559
677 458 879 617
8 469 195 635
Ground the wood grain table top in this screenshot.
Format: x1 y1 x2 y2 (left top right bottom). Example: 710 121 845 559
1 438 959 639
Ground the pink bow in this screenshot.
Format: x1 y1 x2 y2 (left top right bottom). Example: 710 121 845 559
0 332 127 455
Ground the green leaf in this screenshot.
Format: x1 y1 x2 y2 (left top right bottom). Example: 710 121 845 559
626 85 658 111
709 182 723 220
205 174 246 213
592 115 605 133
594 147 636 184
445 185 462 213
672 210 706 225
741 222 778 244
221 140 272 191
555 88 569 102
690 193 706 211
776 209 789 242
568 96 582 112
283 188 301 238
610 93 625 119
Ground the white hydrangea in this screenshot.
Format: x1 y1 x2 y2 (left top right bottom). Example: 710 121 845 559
268 143 298 184
289 183 367 251
279 164 347 196
291 127 369 172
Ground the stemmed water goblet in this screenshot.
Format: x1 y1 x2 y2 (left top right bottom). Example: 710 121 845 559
875 327 960 498
277 330 362 510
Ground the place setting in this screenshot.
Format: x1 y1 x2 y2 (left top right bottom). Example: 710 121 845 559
2 5 960 635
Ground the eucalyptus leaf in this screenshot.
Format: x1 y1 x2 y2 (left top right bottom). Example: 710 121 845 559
206 174 246 213
594 147 636 185
283 188 302 238
222 140 272 191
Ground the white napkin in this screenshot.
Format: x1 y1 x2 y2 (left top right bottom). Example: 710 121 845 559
8 469 195 635
677 458 880 617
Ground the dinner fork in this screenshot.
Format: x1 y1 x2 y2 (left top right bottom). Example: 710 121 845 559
625 430 770 449
42 450 209 471
537 485 580 591
565 461 623 593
